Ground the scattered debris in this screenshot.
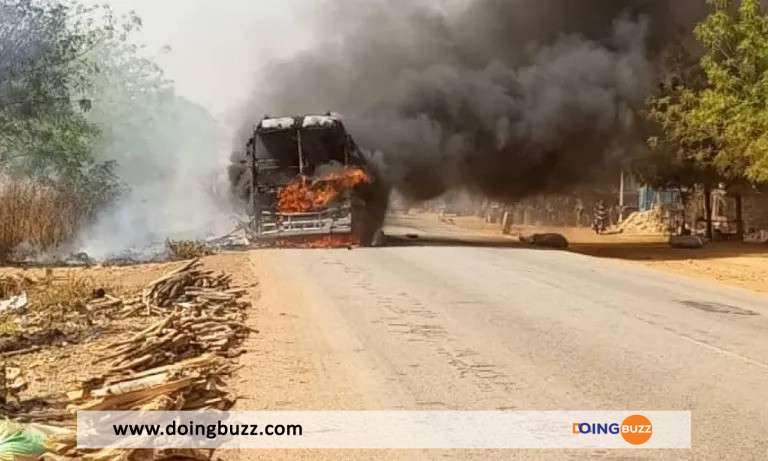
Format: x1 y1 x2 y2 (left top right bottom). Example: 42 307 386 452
0 420 62 459
207 226 253 249
3 366 27 402
0 258 255 459
0 291 27 314
0 330 68 356
0 275 30 314
0 345 41 358
0 274 133 357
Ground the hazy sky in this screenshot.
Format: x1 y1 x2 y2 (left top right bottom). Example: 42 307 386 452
100 0 317 120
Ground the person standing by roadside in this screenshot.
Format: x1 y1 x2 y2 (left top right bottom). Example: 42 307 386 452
575 199 585 227
592 200 608 234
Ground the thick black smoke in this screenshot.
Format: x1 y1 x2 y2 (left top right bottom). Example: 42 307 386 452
232 0 708 203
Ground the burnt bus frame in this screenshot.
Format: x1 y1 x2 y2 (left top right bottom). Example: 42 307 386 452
246 116 364 235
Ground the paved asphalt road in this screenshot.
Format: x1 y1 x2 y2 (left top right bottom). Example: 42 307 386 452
240 218 768 459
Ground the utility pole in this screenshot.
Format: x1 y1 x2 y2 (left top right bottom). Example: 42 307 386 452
619 170 625 223
297 128 304 175
248 131 260 235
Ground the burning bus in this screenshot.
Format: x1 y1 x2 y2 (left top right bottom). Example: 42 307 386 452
245 113 385 246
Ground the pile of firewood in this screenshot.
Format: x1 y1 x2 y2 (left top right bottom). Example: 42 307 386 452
68 258 253 412
93 306 251 375
43 259 256 460
3 258 255 460
69 354 231 412
139 258 237 314
86 294 142 319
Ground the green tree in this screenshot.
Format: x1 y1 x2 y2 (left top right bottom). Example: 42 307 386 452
641 47 723 238
0 0 140 176
642 0 768 238
0 0 146 214
0 0 219 257
694 0 768 183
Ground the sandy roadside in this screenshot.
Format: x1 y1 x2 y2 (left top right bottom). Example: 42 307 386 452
439 215 768 295
0 253 261 410
0 261 177 403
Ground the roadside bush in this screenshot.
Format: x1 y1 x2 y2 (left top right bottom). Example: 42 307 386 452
166 239 214 260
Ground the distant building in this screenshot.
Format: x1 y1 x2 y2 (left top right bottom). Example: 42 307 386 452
638 186 680 212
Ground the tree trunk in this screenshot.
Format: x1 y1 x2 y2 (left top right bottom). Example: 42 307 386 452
734 193 744 241
1 363 5 405
703 183 713 240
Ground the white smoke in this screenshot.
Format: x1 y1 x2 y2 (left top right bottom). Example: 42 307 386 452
75 89 235 260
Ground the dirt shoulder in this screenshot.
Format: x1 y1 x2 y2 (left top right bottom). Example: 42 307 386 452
432 215 768 295
0 252 257 458
0 261 179 404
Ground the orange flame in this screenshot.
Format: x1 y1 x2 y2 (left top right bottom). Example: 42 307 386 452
275 234 360 249
278 167 371 213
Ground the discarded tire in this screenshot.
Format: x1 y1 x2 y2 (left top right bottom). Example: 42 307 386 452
520 233 569 249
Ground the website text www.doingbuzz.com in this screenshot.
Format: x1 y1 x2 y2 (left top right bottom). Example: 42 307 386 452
112 419 303 440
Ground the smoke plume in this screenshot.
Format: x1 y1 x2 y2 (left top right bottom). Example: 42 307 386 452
233 0 708 203
76 92 231 260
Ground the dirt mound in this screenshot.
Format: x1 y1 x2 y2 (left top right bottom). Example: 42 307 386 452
619 208 670 235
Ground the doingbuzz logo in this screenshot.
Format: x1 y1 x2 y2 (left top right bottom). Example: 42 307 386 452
572 414 653 445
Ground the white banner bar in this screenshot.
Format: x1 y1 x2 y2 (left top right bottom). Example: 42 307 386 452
77 411 691 449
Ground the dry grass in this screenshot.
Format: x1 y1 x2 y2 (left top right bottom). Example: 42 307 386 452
26 272 124 317
30 275 94 310
0 175 87 262
0 275 25 299
0 317 17 334
0 272 122 341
